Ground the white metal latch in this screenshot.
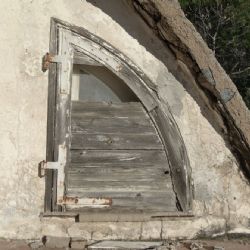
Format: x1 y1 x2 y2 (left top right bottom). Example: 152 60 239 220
38 145 66 205
38 160 60 177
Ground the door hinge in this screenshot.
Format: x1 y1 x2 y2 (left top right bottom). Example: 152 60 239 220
58 196 112 207
42 52 64 72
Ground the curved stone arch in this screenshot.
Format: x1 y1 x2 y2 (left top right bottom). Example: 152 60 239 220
48 18 192 212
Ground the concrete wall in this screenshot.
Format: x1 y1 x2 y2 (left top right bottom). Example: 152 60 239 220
0 0 249 240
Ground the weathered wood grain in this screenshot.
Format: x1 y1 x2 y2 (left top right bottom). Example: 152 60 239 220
70 150 169 167
68 101 174 211
68 166 169 181
67 178 172 191
73 50 102 66
69 162 169 170
71 116 156 134
71 133 163 150
66 193 176 212
66 191 172 199
45 19 58 212
151 107 192 211
72 101 145 113
70 102 162 150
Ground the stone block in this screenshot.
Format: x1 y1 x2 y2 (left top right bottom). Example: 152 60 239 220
68 223 92 239
42 217 75 238
0 240 30 250
91 222 142 240
45 236 70 248
141 221 162 240
68 222 142 241
70 240 87 249
162 216 226 240
28 240 44 249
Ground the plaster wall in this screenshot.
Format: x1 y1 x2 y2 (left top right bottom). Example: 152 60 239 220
0 0 249 240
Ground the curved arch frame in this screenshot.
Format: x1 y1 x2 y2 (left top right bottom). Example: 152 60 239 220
45 18 192 213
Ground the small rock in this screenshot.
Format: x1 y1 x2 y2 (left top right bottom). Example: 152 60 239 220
190 242 204 250
157 242 177 250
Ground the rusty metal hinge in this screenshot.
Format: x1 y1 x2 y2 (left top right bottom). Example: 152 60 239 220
42 53 64 72
58 196 112 207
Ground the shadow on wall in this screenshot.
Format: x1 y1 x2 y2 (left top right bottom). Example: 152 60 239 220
86 0 227 140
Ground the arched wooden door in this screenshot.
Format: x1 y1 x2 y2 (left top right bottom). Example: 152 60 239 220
44 18 192 216
66 63 176 213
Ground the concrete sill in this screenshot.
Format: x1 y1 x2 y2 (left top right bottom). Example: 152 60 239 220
41 211 194 222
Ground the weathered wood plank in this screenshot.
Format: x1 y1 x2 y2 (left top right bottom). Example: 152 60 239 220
66 193 176 212
70 150 169 166
71 133 163 150
67 178 172 192
72 111 147 120
150 107 192 211
71 102 150 122
71 101 145 113
71 116 156 134
73 50 102 66
68 168 170 184
68 165 169 181
74 206 176 214
45 19 58 212
66 191 173 199
69 163 169 171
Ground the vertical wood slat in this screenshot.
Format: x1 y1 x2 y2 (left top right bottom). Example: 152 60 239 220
53 29 73 206
45 19 58 212
150 107 192 211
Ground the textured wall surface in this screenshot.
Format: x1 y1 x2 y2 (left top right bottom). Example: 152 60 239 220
0 0 249 240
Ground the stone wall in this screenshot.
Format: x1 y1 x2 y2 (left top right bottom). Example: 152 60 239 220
0 0 249 240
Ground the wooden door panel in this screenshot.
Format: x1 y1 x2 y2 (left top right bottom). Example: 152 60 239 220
66 101 177 212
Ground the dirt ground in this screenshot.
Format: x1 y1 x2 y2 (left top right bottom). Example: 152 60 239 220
0 238 250 250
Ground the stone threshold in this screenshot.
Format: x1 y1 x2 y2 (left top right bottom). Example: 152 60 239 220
88 240 163 249
41 211 193 222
